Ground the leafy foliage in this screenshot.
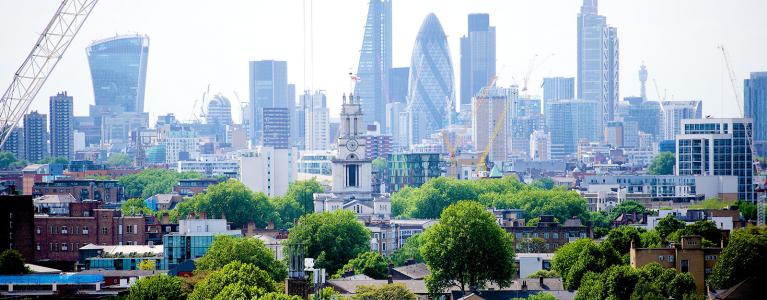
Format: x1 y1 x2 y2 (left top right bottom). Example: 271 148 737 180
527 269 559 278
517 237 547 253
708 227 767 289
353 283 416 300
655 214 686 238
648 152 675 175
0 151 19 170
106 153 132 167
421 201 516 294
138 259 156 270
120 169 201 199
607 201 647 221
551 238 621 290
175 179 277 228
667 219 722 245
188 261 278 300
390 233 424 266
688 198 735 210
0 249 28 274
285 179 324 214
372 157 387 170
529 178 555 190
270 196 304 229
121 198 152 216
36 156 69 165
196 235 287 281
127 274 186 300
335 251 389 279
286 210 371 274
575 263 696 300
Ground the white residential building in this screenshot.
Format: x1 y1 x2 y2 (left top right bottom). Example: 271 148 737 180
177 155 240 178
303 91 330 151
238 147 297 197
529 130 551 160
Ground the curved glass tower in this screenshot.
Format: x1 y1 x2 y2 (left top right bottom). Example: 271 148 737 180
86 34 149 113
406 13 455 145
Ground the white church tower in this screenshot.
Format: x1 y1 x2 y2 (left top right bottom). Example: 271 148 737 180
331 93 372 194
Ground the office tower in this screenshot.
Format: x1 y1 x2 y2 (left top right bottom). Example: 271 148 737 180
577 0 619 126
206 94 233 126
622 121 639 148
511 115 543 158
604 121 624 147
389 67 409 104
24 111 48 162
406 13 455 146
239 147 297 197
622 100 662 140
745 72 767 156
544 99 600 158
355 0 392 128
515 98 541 117
639 64 648 101
302 91 329 151
543 77 575 101
386 102 405 148
472 87 509 163
87 34 149 114
661 100 703 140
676 118 755 201
1 127 24 160
530 130 551 160
262 107 290 149
249 60 288 144
460 13 496 107
49 92 73 159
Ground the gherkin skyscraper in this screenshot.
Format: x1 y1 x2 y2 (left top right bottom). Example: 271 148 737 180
406 13 455 146
354 0 392 130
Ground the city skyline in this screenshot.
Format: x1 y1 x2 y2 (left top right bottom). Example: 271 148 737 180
0 0 765 125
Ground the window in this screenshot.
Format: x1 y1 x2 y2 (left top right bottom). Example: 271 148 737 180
127 225 136 234
36 226 41 234
61 244 68 251
553 233 559 239
101 228 108 235
668 255 674 263
544 233 549 239
61 226 68 235
82 226 89 235
36 244 40 251
705 255 717 261
658 256 665 262
382 243 386 251
681 260 689 273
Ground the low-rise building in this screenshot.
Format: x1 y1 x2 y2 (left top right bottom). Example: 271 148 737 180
177 155 239 178
78 244 163 271
173 179 221 197
239 147 298 197
630 235 721 295
161 217 241 270
33 179 125 203
504 215 591 253
386 153 441 193
516 253 554 279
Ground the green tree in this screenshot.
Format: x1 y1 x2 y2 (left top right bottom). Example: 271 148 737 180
138 259 156 270
552 239 621 290
189 261 278 300
608 201 647 220
639 230 663 248
738 200 757 220
372 157 387 171
196 235 287 281
605 226 643 254
270 196 304 229
178 179 277 228
311 287 344 300
120 169 201 199
576 263 696 300
127 274 186 300
648 152 675 175
261 292 303 300
0 249 28 274
0 151 18 169
285 179 324 214
286 210 370 274
421 201 515 295
335 251 389 279
689 198 734 210
390 233 424 266
670 219 722 245
107 153 133 167
529 178 555 190
527 269 559 278
655 214 686 238
588 211 612 238
518 237 547 253
36 156 69 165
708 227 767 289
353 283 416 300
121 198 152 216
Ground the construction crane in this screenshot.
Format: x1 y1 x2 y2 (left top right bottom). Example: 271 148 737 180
0 0 99 148
192 84 210 123
521 53 554 97
720 44 765 226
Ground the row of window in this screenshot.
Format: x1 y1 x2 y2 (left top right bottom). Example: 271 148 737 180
37 224 140 235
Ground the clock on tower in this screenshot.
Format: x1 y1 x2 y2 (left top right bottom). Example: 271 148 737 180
331 93 372 194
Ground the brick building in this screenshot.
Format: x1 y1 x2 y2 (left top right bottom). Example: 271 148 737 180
0 195 35 262
504 215 592 253
173 178 221 197
33 179 124 203
34 202 148 270
630 235 721 295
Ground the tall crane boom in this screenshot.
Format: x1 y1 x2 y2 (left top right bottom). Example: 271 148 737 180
0 0 99 148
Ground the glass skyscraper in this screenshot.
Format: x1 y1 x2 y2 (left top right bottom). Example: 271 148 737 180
543 77 575 101
577 0 619 128
354 0 392 129
544 99 601 158
86 34 149 114
406 13 455 146
249 60 289 144
460 13 496 107
745 72 767 157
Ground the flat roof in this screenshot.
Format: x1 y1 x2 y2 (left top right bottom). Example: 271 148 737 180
0 274 103 285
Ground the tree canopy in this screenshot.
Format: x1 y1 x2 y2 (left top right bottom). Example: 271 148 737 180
655 214 686 238
196 235 287 281
551 238 621 290
285 179 324 214
127 274 186 300
175 179 277 228
607 200 647 221
120 169 201 199
353 283 416 300
335 251 389 279
576 263 696 300
106 153 133 167
0 249 28 275
188 261 279 300
421 201 516 295
121 198 152 216
286 210 371 274
708 227 767 289
648 152 675 175
390 233 424 267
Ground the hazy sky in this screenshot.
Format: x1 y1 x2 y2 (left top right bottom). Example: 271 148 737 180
1 0 765 125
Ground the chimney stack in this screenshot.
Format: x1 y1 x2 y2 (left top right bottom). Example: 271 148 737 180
200 212 207 220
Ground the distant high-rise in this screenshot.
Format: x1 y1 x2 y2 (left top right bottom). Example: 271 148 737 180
386 102 405 148
302 91 330 151
262 107 290 149
24 111 48 162
389 67 409 104
460 13 496 107
529 130 551 161
249 60 288 144
472 87 509 163
544 99 601 158
86 34 149 114
639 64 648 101
206 94 233 126
406 13 455 146
354 0 392 129
661 100 703 140
1 127 24 160
542 77 575 101
577 0 619 127
745 72 767 156
49 92 73 159
676 118 755 201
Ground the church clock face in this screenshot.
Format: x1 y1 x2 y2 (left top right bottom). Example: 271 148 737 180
346 139 359 152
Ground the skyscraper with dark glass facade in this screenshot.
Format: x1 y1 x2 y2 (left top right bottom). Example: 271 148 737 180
460 13 496 107
49 92 73 159
355 0 392 129
24 111 48 162
745 72 767 157
406 13 455 146
86 34 149 114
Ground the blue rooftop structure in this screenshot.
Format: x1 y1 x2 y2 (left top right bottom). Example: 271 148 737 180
0 274 104 285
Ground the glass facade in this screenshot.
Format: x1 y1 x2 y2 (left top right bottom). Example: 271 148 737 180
386 153 441 192
406 14 455 146
354 0 392 128
460 13 496 107
544 99 600 158
577 0 618 127
744 72 767 156
86 35 149 113
249 60 289 145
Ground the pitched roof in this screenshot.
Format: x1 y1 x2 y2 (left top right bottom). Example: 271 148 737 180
393 263 430 279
